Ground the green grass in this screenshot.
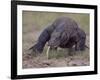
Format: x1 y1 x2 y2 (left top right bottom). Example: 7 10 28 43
42 46 89 60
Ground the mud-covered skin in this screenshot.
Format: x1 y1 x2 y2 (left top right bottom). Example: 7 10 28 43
29 17 86 53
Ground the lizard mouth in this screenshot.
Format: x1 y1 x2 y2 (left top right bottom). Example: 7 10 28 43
48 40 60 48
48 43 59 48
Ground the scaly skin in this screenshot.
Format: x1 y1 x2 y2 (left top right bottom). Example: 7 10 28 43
29 17 86 53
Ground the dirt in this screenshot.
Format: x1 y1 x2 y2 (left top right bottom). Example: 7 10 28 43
22 50 89 69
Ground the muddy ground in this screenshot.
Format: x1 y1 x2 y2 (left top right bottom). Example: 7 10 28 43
23 50 89 69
